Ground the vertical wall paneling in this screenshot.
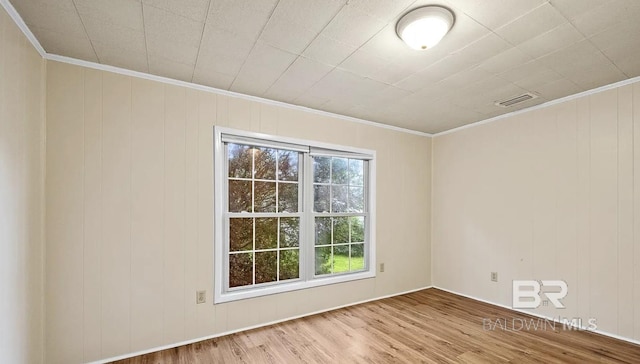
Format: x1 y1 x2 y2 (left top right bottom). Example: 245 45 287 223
164 84 187 344
589 89 618 333
227 96 252 131
25 20 46 364
183 88 200 338
130 78 165 351
433 79 640 341
1 5 45 362
417 136 432 288
554 101 579 320
259 103 279 134
617 85 634 338
45 62 85 363
531 107 558 319
83 68 103 362
576 96 591 324
100 72 133 358
196 91 217 336
634 83 640 341
215 93 228 127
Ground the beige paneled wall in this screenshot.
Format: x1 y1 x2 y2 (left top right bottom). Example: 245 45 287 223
45 61 432 363
433 82 640 341
0 6 45 364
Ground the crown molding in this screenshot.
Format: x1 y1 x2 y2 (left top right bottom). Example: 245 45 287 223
434 75 640 137
45 54 433 137
0 0 46 57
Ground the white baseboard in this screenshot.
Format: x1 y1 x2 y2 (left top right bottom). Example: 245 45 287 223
432 286 640 347
88 285 433 364
79 284 640 363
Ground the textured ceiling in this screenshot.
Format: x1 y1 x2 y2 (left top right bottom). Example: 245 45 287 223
9 0 640 133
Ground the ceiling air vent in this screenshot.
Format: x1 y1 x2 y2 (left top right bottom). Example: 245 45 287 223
494 92 538 108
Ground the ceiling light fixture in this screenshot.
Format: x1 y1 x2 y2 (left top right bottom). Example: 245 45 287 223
396 6 455 50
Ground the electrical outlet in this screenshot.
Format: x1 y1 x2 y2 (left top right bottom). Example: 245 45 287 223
380 263 385 273
196 290 206 304
491 272 498 282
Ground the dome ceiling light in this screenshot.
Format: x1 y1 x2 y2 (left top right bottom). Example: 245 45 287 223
396 6 455 50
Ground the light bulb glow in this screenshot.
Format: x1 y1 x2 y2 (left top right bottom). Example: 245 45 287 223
396 6 454 51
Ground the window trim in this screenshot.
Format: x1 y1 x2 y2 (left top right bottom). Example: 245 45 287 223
214 126 376 304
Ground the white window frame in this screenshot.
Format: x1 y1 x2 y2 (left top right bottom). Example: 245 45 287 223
214 126 376 303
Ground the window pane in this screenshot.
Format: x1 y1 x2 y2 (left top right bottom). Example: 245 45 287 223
332 157 348 184
255 251 277 284
255 218 277 250
254 181 276 212
315 246 332 275
350 216 365 243
348 186 364 213
278 182 298 212
314 185 330 212
313 157 330 183
349 159 364 186
331 185 348 212
280 217 299 247
229 218 253 252
228 143 252 178
254 147 276 180
279 249 299 280
278 150 298 181
350 244 365 271
315 217 331 245
333 245 349 273
333 217 349 244
229 253 253 288
228 180 252 212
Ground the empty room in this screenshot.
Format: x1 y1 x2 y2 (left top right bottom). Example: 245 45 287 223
3 0 640 363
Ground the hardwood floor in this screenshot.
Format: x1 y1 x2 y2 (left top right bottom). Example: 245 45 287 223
113 289 640 363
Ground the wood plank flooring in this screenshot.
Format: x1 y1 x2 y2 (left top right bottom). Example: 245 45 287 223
112 288 640 363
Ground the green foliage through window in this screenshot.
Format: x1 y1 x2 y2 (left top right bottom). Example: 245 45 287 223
223 138 370 294
227 143 301 288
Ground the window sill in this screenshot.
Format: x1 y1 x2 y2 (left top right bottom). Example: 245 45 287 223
214 270 376 304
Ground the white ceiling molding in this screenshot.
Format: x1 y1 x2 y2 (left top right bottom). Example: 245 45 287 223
44 49 640 140
433 74 640 137
46 54 432 137
0 0 45 57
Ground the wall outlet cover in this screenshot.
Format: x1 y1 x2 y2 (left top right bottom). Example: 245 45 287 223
196 290 206 304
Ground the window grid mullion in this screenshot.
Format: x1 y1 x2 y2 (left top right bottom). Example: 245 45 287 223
306 153 316 281
229 247 299 254
224 144 230 291
345 163 356 271
252 149 256 286
364 162 370 269
329 157 333 214
348 216 352 272
227 212 302 218
252 217 255 286
275 151 279 213
311 212 368 218
277 216 281 282
329 157 334 274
